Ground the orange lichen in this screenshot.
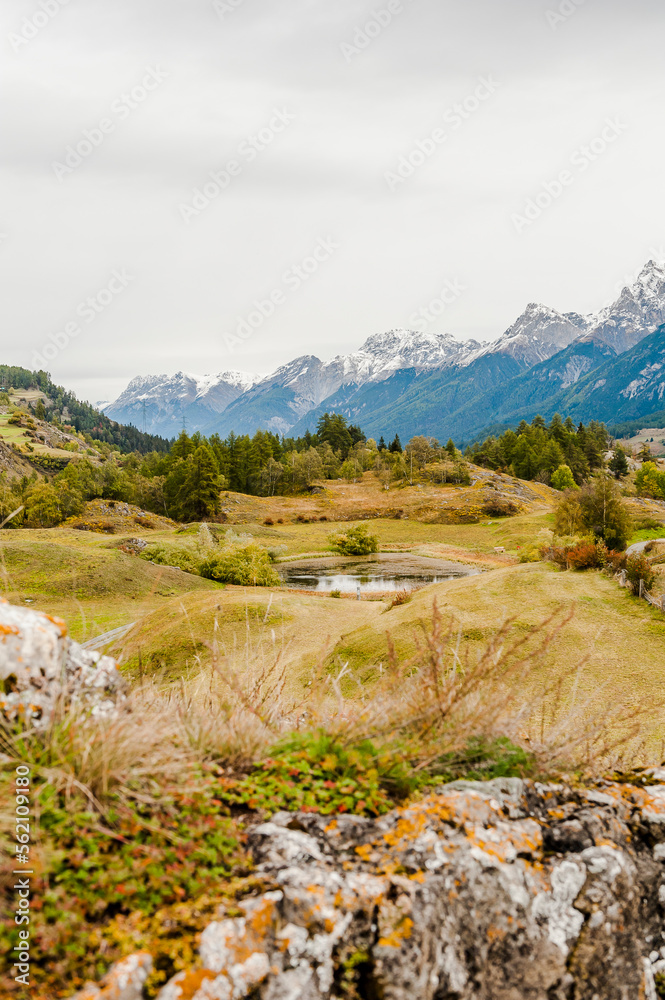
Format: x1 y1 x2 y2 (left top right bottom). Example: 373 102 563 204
378 917 414 949
172 969 218 1000
245 897 279 940
44 613 68 636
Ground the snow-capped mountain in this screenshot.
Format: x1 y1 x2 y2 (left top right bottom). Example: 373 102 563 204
103 370 261 437
105 259 665 440
213 331 486 437
342 330 483 379
465 260 665 368
592 259 665 353
468 304 592 367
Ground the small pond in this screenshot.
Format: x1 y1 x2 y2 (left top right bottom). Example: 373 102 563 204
278 554 480 594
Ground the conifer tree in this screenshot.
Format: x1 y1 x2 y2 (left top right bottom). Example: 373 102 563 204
176 444 223 521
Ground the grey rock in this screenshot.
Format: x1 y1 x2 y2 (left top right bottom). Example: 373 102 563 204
0 599 125 725
73 778 665 1000
70 952 153 1000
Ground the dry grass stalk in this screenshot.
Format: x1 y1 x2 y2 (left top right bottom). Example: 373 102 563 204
1 601 660 820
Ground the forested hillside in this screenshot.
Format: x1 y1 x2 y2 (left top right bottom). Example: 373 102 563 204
0 366 170 454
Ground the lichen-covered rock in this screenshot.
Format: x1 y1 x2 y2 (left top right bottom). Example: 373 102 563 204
0 598 124 725
147 776 665 1000
72 952 153 1000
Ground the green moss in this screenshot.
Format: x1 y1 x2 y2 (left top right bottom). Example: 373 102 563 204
0 766 250 999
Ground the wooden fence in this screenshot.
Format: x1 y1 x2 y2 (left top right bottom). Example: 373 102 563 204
617 570 665 612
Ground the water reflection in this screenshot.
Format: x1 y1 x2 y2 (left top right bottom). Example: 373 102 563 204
283 572 462 593
280 556 478 594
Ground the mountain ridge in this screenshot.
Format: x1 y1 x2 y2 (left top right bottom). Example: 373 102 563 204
104 259 665 441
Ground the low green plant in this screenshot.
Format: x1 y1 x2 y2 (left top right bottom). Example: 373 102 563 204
141 542 202 576
0 762 249 999
201 543 281 587
223 731 416 816
429 736 535 783
328 525 379 556
634 516 664 532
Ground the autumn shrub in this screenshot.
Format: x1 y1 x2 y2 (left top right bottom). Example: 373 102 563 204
544 544 571 569
134 515 154 528
483 498 519 518
389 589 412 607
605 550 627 573
72 519 116 534
566 541 603 570
625 554 657 595
328 524 379 555
519 543 543 564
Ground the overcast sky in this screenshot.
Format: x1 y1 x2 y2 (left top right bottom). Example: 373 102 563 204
1 0 664 403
